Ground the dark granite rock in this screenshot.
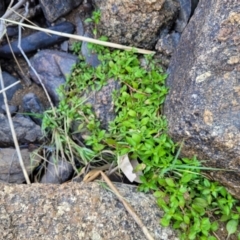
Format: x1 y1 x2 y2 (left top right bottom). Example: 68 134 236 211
40 156 73 184
0 113 43 147
29 50 78 104
164 0 240 199
72 79 121 143
39 0 83 22
1 104 18 115
0 22 75 58
22 93 45 125
0 1 5 17
92 0 179 49
156 31 181 66
75 15 85 36
174 0 192 32
0 72 22 107
86 78 121 130
0 148 41 183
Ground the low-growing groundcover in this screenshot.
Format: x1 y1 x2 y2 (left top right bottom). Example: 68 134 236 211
41 43 240 239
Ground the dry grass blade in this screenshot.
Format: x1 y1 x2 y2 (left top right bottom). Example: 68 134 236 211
0 18 156 55
0 80 20 94
84 170 155 240
0 66 31 184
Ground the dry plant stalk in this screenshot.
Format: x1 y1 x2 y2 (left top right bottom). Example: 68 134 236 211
0 19 156 55
84 170 155 240
0 66 30 184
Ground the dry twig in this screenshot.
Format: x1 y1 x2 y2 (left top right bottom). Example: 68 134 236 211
0 66 30 184
0 19 156 55
84 170 154 240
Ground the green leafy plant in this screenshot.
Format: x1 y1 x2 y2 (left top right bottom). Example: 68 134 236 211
71 41 82 54
85 9 101 37
41 10 240 239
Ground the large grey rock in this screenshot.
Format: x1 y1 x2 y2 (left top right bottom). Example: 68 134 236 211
164 0 240 198
0 113 43 147
39 0 83 22
0 182 178 239
29 50 78 104
0 148 41 183
92 0 179 49
22 93 45 126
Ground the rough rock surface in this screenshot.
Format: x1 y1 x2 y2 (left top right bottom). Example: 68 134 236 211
0 182 178 239
174 0 199 33
0 72 22 107
164 0 240 198
22 93 45 126
0 0 5 16
81 32 101 67
39 0 83 22
86 78 121 130
29 50 78 104
40 156 73 184
92 0 179 49
0 113 43 147
0 148 41 183
155 31 181 67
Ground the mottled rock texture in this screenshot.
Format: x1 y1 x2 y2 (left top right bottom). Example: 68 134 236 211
0 148 40 183
164 0 240 198
40 156 73 184
85 78 121 130
0 182 178 240
29 50 78 104
39 0 83 22
92 0 179 49
0 114 43 147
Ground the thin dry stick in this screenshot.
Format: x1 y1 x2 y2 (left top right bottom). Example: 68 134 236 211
101 172 155 240
0 19 156 55
0 80 20 94
0 66 31 184
2 0 27 19
84 170 154 240
5 31 32 86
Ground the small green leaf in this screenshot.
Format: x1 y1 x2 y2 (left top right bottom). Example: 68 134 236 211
154 190 166 198
165 178 175 187
184 215 190 224
160 216 170 227
128 110 137 117
181 173 192 183
226 219 238 236
208 237 217 240
132 134 142 144
211 221 219 231
193 198 208 208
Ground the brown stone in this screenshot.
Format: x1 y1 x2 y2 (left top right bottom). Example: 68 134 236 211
92 0 179 49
